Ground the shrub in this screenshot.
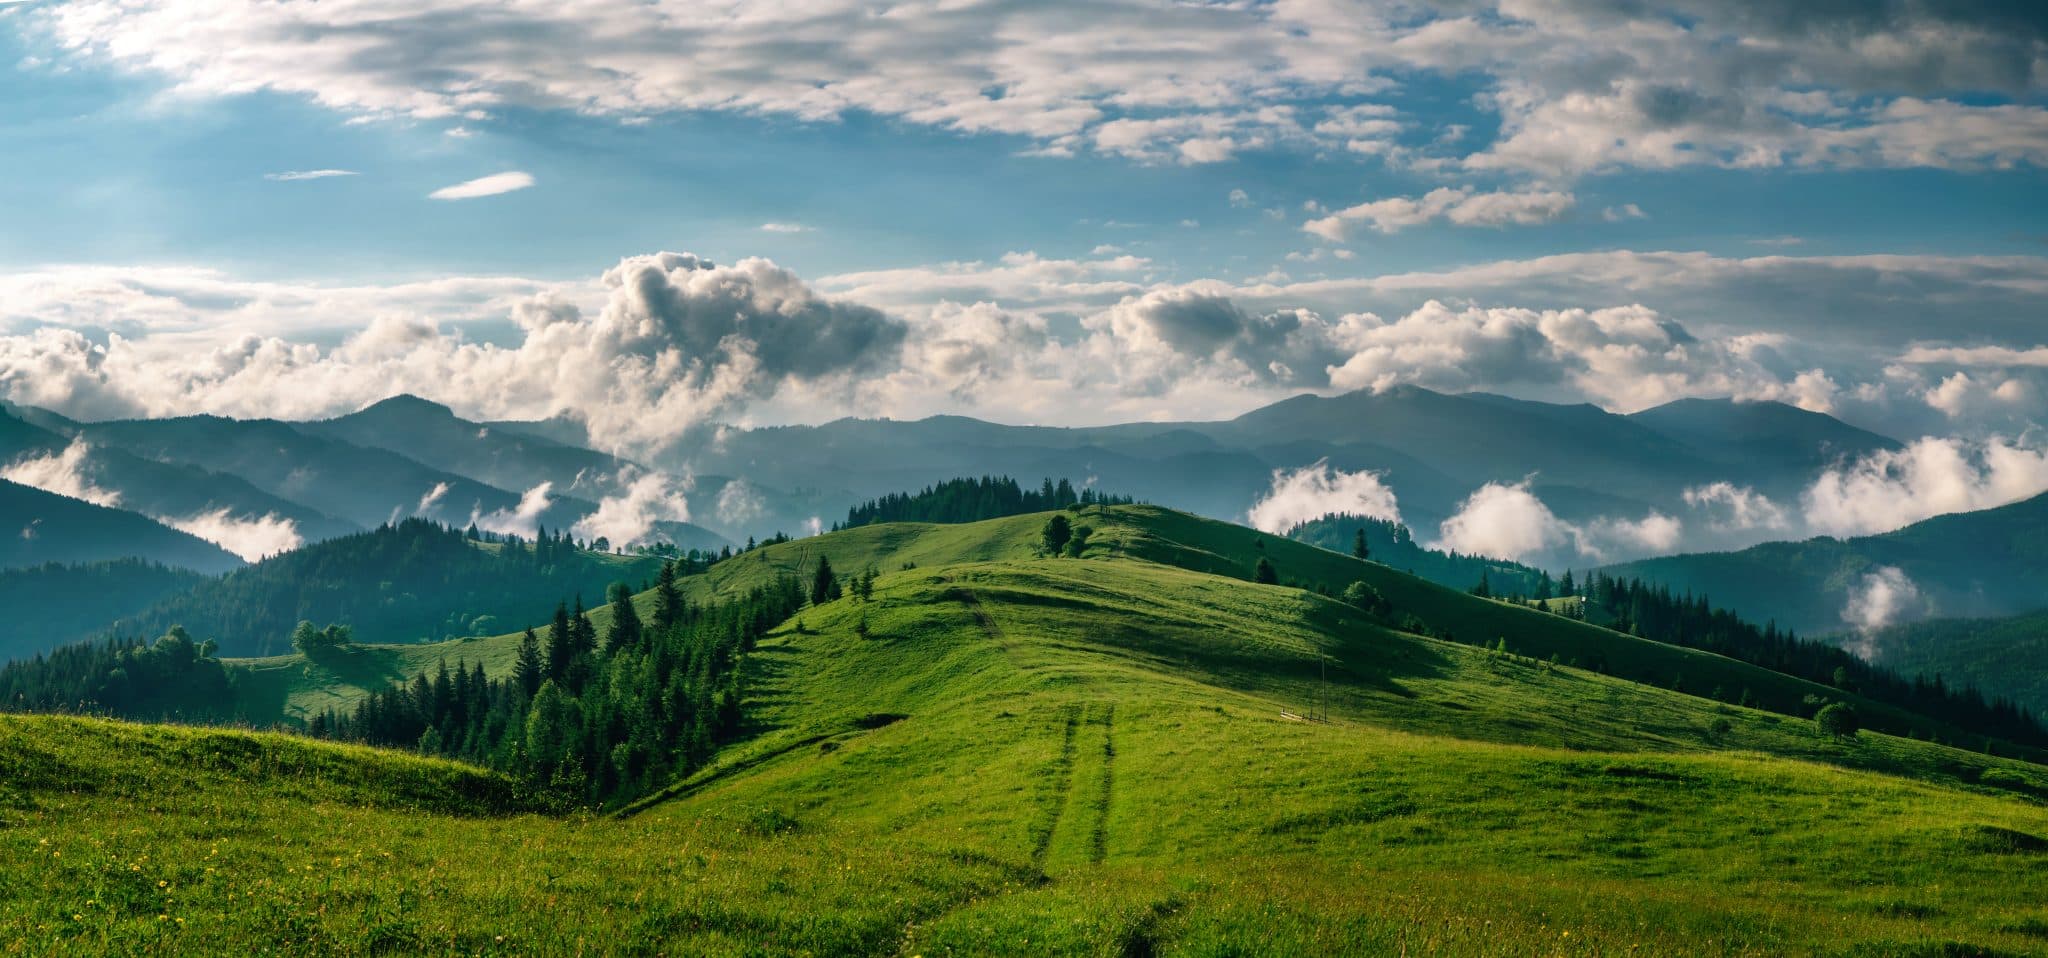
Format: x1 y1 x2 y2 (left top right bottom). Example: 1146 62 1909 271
1816 702 1861 740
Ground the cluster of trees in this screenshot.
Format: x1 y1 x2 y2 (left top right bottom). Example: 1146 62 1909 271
309 562 810 807
1568 571 2045 747
1286 514 1550 596
0 627 238 722
119 520 666 656
1040 514 1096 558
839 477 1133 530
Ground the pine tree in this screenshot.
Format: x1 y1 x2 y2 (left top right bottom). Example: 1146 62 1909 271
1253 557 1278 585
516 627 544 697
1352 528 1369 561
547 602 574 681
605 582 642 653
654 561 683 632
811 556 840 606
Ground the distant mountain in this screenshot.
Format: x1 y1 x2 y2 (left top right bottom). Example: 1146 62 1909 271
0 479 242 574
0 559 210 663
1603 491 2048 636
46 410 727 552
1625 397 1900 487
659 386 1877 552
0 407 358 546
300 396 635 501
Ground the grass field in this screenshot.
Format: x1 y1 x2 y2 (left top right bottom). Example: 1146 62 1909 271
8 508 2048 954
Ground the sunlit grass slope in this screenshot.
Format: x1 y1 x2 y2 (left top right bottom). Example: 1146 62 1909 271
7 539 2048 955
233 506 2047 761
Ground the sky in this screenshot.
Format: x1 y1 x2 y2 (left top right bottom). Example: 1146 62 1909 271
0 0 2045 453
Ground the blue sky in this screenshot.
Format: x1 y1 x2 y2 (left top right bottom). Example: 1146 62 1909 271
0 0 2044 443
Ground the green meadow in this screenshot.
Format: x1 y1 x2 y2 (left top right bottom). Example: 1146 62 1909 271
7 506 2045 955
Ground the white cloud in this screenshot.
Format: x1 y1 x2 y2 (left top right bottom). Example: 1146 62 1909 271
473 482 553 538
27 0 2044 176
1434 481 1575 562
1434 480 1683 563
164 509 302 561
415 481 451 515
1305 187 1576 241
572 470 692 548
760 223 813 234
0 252 906 455
428 172 534 201
2 247 2046 445
1683 482 1791 533
1601 204 1647 222
1247 460 1401 534
1842 566 1923 636
1802 437 2048 538
0 440 121 508
713 478 766 527
1228 188 1252 208
264 169 357 181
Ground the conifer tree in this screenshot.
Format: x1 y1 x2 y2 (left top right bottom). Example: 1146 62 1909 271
515 627 544 698
653 561 683 632
605 582 642 653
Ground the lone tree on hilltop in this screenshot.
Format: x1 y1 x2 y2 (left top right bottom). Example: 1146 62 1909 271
1042 514 1073 556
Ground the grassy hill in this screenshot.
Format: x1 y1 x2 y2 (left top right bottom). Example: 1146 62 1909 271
225 507 2042 753
6 519 2048 954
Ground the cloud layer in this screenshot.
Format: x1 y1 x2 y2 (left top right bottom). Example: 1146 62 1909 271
24 0 2047 176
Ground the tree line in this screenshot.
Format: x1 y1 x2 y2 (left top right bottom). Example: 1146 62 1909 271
308 561 810 808
838 476 1132 530
1556 570 2044 746
0 627 239 722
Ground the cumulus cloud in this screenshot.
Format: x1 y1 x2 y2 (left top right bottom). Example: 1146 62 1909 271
1247 460 1401 534
1802 437 2048 538
1304 187 1576 241
474 482 553 538
164 509 303 561
0 440 121 509
1088 289 1374 394
1434 481 1576 562
1434 480 1683 563
0 253 907 455
429 172 535 200
572 471 692 548
1842 566 1923 637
